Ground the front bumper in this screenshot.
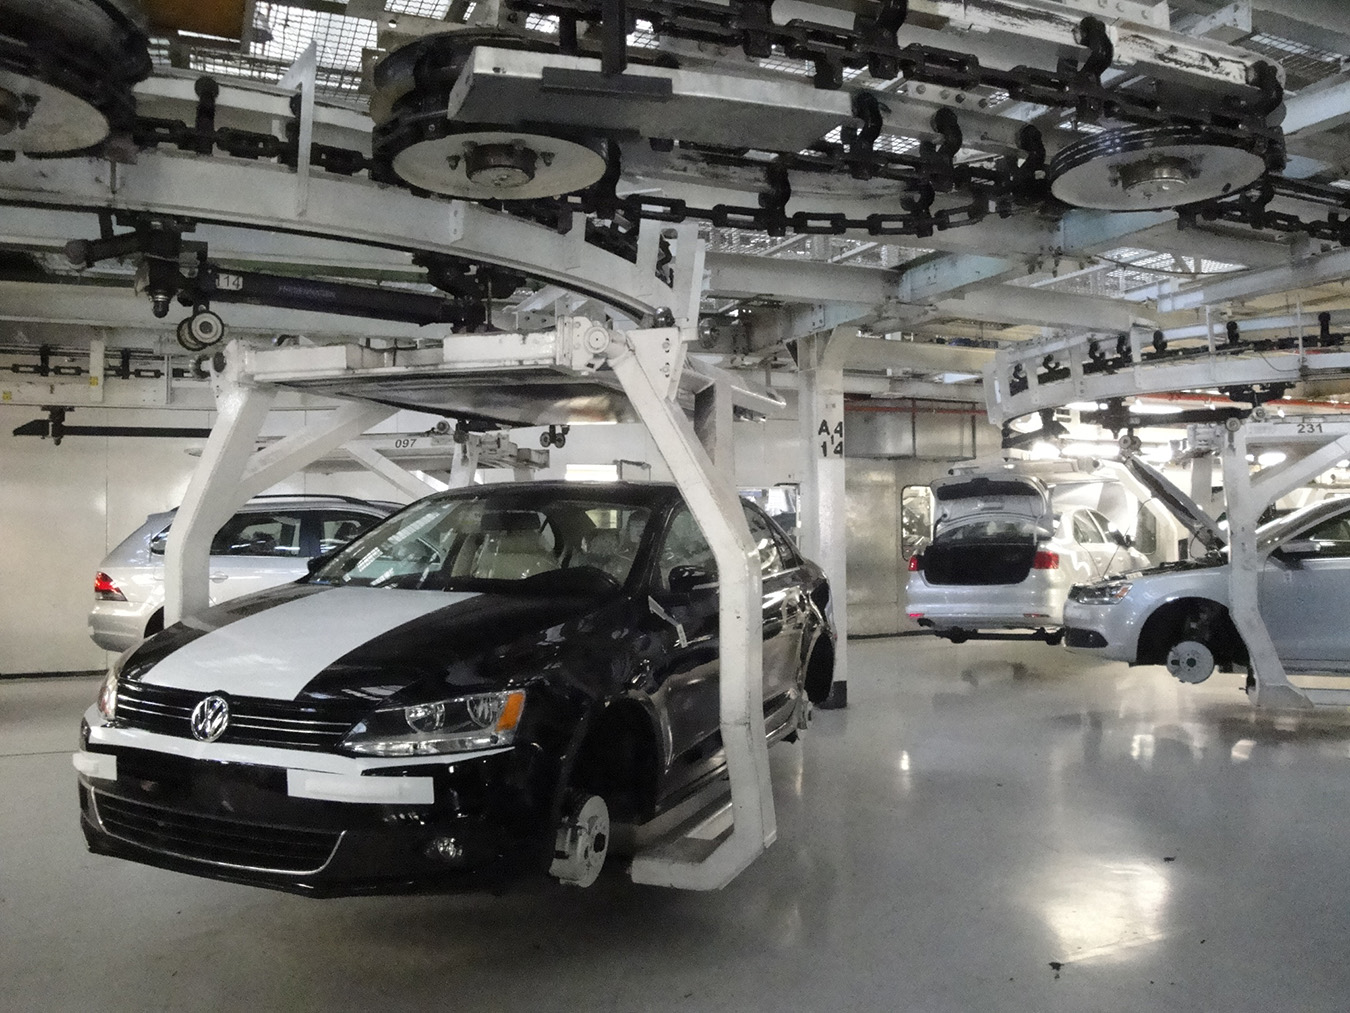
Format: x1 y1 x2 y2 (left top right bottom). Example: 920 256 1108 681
75 727 555 896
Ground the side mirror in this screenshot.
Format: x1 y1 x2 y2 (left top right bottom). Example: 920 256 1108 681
668 564 717 595
1108 529 1132 548
149 532 169 555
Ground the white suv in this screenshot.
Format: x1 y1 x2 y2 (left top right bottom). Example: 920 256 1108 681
89 495 397 652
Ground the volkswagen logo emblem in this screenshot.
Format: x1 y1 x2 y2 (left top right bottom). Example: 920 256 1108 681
189 694 231 742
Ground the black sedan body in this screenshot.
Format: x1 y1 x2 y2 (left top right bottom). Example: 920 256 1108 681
75 482 835 895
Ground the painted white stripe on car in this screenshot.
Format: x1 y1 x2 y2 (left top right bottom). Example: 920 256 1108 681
143 587 479 700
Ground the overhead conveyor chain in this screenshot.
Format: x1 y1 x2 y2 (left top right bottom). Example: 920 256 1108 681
986 320 1350 429
80 0 1312 250
118 61 1307 250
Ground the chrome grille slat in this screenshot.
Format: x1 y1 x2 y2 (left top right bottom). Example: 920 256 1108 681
118 682 365 751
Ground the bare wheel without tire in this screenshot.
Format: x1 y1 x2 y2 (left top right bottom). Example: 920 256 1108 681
1165 639 1215 684
549 794 609 887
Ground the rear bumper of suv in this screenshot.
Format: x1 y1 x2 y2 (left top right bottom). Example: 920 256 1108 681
88 600 157 652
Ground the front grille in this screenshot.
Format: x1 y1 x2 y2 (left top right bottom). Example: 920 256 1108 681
117 681 366 751
95 793 342 874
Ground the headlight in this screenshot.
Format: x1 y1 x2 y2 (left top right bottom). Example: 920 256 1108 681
96 669 118 722
95 646 138 723
1069 581 1133 605
340 690 526 757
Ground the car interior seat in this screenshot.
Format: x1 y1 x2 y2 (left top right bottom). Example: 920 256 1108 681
479 511 557 579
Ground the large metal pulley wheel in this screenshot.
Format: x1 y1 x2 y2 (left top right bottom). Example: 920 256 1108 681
1165 639 1216 684
373 31 609 199
1048 125 1268 211
0 0 150 154
549 794 610 888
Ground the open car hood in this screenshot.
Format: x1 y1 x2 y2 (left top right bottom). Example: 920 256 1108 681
931 474 1052 534
1122 455 1226 551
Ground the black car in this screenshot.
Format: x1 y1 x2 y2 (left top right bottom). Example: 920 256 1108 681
75 481 835 895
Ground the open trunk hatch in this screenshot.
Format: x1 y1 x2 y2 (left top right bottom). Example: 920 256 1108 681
924 523 1039 585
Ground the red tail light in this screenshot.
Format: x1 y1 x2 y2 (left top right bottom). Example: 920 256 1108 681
94 572 126 601
1031 550 1060 570
907 555 922 572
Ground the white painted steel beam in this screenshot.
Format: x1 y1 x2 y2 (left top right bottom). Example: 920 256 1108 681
344 442 441 498
898 254 1015 304
705 254 888 305
1284 74 1350 138
239 401 399 499
1157 248 1350 313
847 337 994 373
934 285 1152 332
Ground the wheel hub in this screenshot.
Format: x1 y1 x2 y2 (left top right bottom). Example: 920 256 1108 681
463 141 538 190
1165 639 1216 684
549 794 610 887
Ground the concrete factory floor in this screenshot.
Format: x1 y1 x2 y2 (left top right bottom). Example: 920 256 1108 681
4 637 1350 1012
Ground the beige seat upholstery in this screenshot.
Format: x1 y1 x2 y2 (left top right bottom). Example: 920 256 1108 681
481 525 557 579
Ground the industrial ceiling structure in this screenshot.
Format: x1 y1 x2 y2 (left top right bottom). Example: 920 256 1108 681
1 0 1349 437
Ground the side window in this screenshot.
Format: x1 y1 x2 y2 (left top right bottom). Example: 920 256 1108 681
744 505 785 576
1134 504 1158 556
1072 511 1104 546
657 506 715 590
210 513 303 557
316 511 382 555
1300 513 1350 556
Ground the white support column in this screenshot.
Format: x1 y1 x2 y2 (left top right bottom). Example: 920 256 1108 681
1221 416 1350 708
164 355 276 624
797 325 857 708
344 443 441 499
609 323 771 891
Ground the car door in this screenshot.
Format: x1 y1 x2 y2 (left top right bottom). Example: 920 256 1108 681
743 502 802 717
645 504 723 784
645 502 792 783
205 510 309 603
1259 510 1350 668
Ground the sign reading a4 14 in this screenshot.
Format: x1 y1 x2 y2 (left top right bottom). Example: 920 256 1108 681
818 418 843 458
